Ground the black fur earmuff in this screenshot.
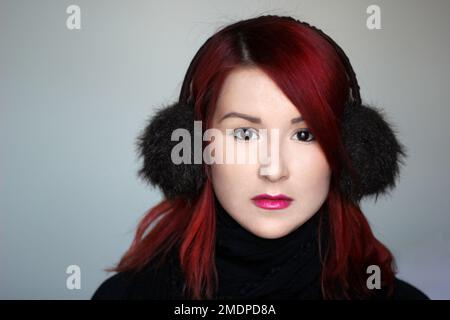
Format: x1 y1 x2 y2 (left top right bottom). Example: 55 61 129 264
136 101 206 201
135 18 407 204
338 101 407 203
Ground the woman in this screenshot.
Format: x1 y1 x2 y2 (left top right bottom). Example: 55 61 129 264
92 15 428 300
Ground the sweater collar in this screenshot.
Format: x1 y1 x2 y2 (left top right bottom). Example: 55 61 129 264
214 195 327 299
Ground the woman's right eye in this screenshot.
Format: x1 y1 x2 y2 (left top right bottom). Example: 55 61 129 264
232 127 259 141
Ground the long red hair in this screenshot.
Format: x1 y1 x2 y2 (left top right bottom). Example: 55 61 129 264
111 15 396 299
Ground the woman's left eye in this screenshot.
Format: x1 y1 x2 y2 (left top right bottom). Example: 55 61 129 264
293 129 315 142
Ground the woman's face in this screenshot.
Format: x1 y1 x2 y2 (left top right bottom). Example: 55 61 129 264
210 66 332 239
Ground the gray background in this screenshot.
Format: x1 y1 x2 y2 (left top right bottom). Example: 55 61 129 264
1 0 449 299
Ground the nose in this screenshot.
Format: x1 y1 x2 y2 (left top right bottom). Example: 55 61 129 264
258 130 289 182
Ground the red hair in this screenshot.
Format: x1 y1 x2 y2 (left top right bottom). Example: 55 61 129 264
111 15 396 299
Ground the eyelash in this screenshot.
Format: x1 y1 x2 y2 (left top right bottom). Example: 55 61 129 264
231 127 316 143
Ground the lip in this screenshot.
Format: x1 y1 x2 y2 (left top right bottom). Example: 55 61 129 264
251 194 293 210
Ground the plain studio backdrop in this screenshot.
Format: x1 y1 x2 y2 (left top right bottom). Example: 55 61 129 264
1 0 449 299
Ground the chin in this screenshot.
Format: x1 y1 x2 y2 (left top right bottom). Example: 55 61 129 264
248 224 293 239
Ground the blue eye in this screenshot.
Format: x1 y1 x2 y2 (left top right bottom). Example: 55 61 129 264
293 129 315 142
233 127 259 141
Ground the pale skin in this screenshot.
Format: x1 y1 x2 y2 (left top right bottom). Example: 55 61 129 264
210 66 332 239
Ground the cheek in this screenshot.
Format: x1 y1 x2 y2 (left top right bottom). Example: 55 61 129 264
210 165 230 218
211 165 252 223
291 147 332 193
211 164 252 198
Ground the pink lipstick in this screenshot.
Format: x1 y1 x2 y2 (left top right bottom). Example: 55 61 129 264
251 194 293 210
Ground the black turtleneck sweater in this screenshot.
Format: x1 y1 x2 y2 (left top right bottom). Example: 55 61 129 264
92 199 429 300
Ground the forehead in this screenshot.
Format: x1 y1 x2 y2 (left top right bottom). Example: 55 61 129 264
214 66 302 123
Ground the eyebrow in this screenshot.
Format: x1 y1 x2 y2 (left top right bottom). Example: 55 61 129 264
219 112 304 124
